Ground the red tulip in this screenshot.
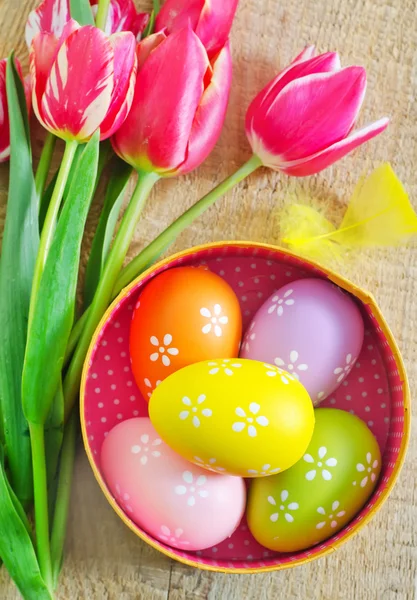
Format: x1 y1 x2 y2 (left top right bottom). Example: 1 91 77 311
155 0 238 58
29 20 137 142
25 0 149 48
0 57 31 163
245 47 389 176
112 28 232 176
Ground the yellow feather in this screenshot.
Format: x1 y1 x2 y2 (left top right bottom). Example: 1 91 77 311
280 204 342 262
280 163 417 264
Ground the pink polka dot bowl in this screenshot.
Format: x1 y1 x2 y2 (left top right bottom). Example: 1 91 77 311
80 241 410 573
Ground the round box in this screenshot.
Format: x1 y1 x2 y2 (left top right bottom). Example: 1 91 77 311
81 242 410 573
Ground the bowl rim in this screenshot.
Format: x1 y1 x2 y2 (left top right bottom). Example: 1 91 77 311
80 240 411 573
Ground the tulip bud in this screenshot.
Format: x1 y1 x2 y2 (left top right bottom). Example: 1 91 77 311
25 0 149 48
155 0 239 58
245 48 389 176
112 28 232 176
30 21 137 142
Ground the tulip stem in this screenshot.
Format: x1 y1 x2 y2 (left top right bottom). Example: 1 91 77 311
35 132 56 201
29 422 53 593
63 310 89 366
63 171 160 421
95 0 111 30
28 140 78 330
113 154 263 295
153 0 161 15
50 411 77 588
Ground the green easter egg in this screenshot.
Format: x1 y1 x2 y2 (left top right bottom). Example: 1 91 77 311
247 408 381 552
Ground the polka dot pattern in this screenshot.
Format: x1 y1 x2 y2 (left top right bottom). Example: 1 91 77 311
83 244 407 572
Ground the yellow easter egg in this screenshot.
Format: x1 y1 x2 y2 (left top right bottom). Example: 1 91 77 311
149 359 315 477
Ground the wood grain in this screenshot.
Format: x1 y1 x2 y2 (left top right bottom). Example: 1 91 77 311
1 0 416 598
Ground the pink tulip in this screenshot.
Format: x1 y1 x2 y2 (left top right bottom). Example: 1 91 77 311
245 47 389 176
0 58 30 163
25 0 149 48
112 28 232 176
29 20 137 142
89 0 149 38
155 0 239 58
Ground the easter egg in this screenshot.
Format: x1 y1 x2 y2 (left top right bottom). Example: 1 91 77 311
130 266 242 401
247 408 381 552
101 418 246 551
149 358 315 477
240 278 364 405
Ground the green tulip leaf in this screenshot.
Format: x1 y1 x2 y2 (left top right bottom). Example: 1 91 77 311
45 381 65 489
0 55 39 506
69 0 94 25
22 132 100 426
0 447 52 600
84 157 132 307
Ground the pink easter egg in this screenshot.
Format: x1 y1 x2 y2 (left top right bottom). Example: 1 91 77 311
240 278 364 405
101 418 246 551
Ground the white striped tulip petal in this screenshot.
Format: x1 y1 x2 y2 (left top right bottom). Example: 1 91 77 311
30 23 137 142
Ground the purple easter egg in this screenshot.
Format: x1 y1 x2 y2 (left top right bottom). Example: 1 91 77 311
240 278 364 405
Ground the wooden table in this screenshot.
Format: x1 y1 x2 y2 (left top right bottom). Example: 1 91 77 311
1 0 416 598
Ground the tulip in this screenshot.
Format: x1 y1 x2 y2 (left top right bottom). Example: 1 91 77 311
25 0 149 48
0 57 30 162
112 27 232 175
30 20 137 142
29 19 137 345
245 47 389 176
112 47 390 295
155 0 239 57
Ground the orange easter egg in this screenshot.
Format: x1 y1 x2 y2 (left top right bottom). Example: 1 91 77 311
130 266 242 401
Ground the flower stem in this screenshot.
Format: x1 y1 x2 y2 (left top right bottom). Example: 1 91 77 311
95 0 111 30
50 412 77 588
63 311 89 366
114 155 262 295
28 140 78 330
35 133 56 201
63 172 160 420
29 422 53 593
153 0 161 15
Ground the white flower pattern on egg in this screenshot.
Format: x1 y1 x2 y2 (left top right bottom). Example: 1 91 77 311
194 456 226 472
143 377 161 399
130 434 162 465
208 359 242 376
247 464 281 476
200 304 228 337
174 471 209 506
158 525 190 547
267 289 295 316
149 334 179 366
303 446 338 481
268 490 299 522
244 321 256 352
179 394 212 428
263 363 296 385
274 350 308 381
232 403 269 437
353 452 379 487
333 353 354 383
316 501 346 529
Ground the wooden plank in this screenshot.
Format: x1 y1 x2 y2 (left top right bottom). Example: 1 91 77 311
0 0 416 598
